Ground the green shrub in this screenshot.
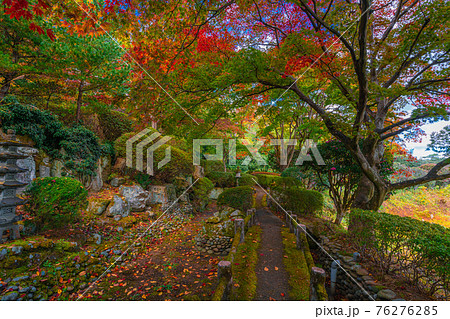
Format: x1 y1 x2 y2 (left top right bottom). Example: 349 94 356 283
217 186 254 212
97 109 133 142
349 209 449 297
192 177 214 212
253 173 281 188
273 176 301 190
59 125 102 176
281 166 303 181
0 97 101 175
239 173 256 186
273 187 323 215
204 160 225 174
25 177 88 229
206 171 235 188
114 131 193 182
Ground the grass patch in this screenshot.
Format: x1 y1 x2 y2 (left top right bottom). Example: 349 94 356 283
230 225 261 301
281 227 310 300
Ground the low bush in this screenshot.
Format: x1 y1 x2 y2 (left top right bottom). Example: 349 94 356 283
273 176 301 190
204 160 225 174
349 209 450 297
273 187 323 215
114 131 193 182
239 173 256 186
192 177 214 212
206 171 235 188
0 97 102 176
217 186 254 212
25 177 88 229
252 173 281 188
97 109 133 142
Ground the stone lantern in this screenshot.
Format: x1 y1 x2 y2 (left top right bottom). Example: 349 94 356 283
0 130 29 242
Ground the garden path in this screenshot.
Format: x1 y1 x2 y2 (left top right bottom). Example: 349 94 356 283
253 187 290 300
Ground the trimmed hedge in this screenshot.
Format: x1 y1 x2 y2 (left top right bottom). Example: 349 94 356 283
239 173 256 186
349 209 450 297
114 131 193 182
273 176 301 190
204 160 225 174
273 187 323 215
25 177 88 229
252 173 281 188
206 171 235 188
217 186 254 212
97 109 133 142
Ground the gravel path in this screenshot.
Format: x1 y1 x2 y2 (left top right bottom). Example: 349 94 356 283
254 188 290 301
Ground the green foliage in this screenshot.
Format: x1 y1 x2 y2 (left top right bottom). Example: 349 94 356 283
428 125 450 156
204 160 225 174
192 177 214 212
217 186 254 212
349 209 450 296
253 173 281 188
206 171 235 188
96 108 133 142
0 97 101 175
239 173 256 186
114 130 156 158
273 176 302 190
281 166 304 181
114 130 193 182
59 126 101 176
25 177 88 229
154 145 193 182
273 187 324 215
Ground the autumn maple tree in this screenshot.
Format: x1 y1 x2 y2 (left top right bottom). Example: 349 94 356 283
144 0 449 210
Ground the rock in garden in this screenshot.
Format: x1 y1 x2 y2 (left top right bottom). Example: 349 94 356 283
93 234 102 245
119 185 150 212
1 292 19 301
106 195 130 219
0 249 7 260
377 289 397 300
356 268 369 276
209 188 223 200
11 246 23 254
110 177 125 187
87 198 110 216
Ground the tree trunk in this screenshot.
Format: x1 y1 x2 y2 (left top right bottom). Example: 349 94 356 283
334 208 345 225
0 74 14 101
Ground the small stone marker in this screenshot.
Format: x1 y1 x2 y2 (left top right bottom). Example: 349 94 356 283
310 267 326 301
217 260 232 280
234 218 245 243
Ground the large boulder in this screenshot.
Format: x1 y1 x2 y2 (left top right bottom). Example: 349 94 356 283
38 157 51 178
106 195 130 219
119 185 150 212
209 187 223 200
89 160 104 192
148 184 176 205
87 198 111 216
